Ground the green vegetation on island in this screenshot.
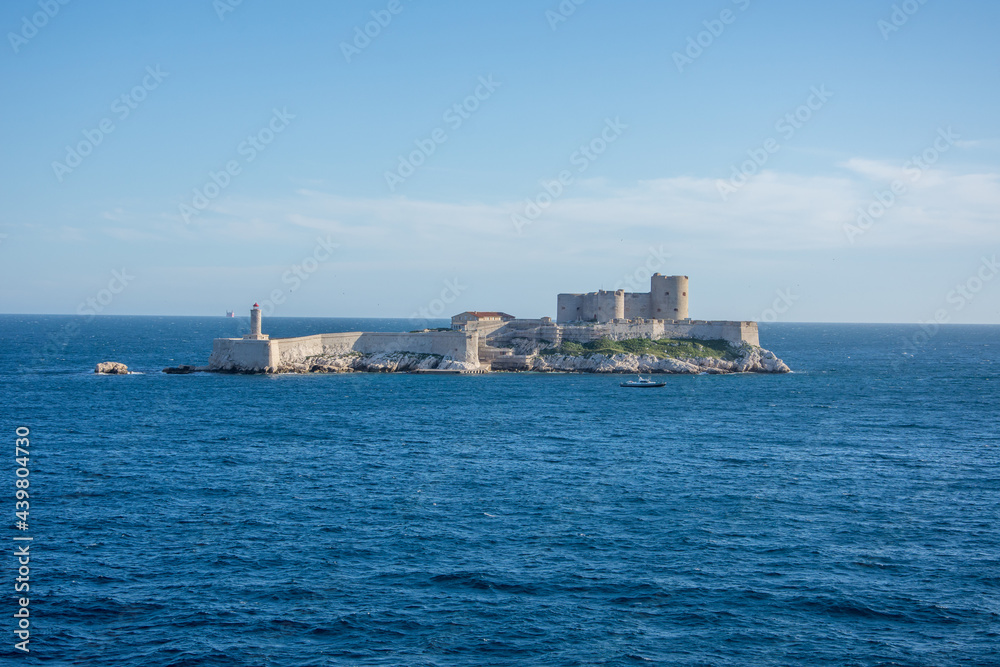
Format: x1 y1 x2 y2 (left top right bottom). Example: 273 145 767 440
540 337 739 360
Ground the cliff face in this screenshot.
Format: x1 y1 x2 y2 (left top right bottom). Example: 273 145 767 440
280 352 479 374
268 343 790 375
528 345 790 374
485 335 791 374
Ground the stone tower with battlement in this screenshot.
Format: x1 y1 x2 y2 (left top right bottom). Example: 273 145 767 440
557 274 689 323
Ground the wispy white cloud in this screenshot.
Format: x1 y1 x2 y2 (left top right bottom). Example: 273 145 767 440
93 160 1000 261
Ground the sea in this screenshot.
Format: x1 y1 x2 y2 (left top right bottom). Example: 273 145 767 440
1 316 998 666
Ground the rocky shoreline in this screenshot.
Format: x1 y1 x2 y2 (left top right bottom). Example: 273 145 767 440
284 352 478 374
265 344 790 375
528 344 790 374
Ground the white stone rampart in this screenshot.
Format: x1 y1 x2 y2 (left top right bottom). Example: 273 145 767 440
487 319 759 347
209 338 279 372
209 330 479 373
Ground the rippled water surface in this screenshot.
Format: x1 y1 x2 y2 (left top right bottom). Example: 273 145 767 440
2 317 998 666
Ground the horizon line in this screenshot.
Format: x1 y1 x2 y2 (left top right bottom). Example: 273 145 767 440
1 313 999 327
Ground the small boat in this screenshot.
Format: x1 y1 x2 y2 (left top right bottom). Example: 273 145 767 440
226 310 235 318
620 375 666 388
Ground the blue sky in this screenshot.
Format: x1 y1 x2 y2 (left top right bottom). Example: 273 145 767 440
1 0 998 323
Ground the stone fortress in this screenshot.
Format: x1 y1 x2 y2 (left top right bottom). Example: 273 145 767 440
557 274 690 323
206 273 765 373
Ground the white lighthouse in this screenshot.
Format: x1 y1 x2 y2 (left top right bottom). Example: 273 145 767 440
242 303 268 340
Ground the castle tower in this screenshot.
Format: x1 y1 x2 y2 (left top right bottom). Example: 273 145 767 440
596 290 625 321
243 303 269 340
673 276 690 320
650 274 690 320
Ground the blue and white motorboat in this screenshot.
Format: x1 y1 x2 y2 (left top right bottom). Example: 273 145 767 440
619 375 666 388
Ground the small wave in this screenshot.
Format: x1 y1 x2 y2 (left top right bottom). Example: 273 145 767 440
790 595 909 622
430 571 537 595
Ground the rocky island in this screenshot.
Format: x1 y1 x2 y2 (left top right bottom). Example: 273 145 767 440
203 274 791 375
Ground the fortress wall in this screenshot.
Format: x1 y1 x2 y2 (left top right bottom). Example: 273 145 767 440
484 323 561 347
740 321 760 347
347 331 474 361
460 320 510 336
352 332 429 356
431 330 478 360
581 293 598 321
557 294 584 323
301 331 478 362
553 320 757 346
499 319 546 328
595 290 624 321
559 323 664 343
211 330 479 372
273 331 478 362
270 333 365 364
274 335 325 363
208 338 277 372
319 332 365 355
659 321 747 344
623 292 651 319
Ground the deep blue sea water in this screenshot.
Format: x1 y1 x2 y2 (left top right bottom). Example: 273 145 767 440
1 316 998 666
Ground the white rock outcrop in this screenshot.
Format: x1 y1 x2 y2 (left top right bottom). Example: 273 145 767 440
95 362 129 375
528 345 790 374
281 352 479 374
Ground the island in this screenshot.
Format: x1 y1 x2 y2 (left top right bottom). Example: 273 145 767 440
201 273 791 375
